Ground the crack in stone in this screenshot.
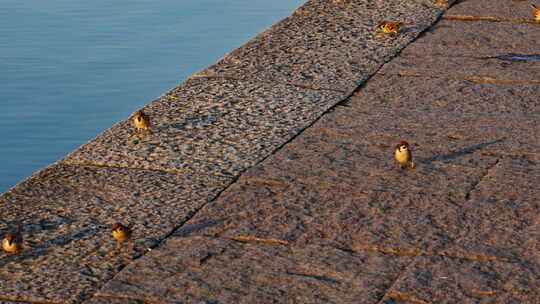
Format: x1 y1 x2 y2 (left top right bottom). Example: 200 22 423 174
354 246 512 262
229 236 290 245
190 73 349 93
93 294 159 304
375 256 419 304
286 271 343 285
469 289 504 296
243 178 289 187
376 71 540 84
464 158 500 201
442 15 539 24
403 52 540 63
61 161 234 179
83 177 238 303
243 177 360 192
387 291 431 304
0 297 68 304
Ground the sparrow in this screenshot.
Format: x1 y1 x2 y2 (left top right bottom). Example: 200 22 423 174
378 21 407 35
531 4 540 22
432 0 449 7
395 141 415 169
131 110 150 133
2 225 23 255
112 223 132 250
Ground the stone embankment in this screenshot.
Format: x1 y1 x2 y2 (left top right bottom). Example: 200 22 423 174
1 0 539 303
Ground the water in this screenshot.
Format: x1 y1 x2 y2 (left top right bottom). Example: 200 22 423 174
0 0 305 193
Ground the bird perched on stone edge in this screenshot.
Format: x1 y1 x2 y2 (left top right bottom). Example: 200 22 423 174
112 222 133 250
395 141 416 169
531 4 540 22
2 224 23 255
131 109 151 133
378 21 407 35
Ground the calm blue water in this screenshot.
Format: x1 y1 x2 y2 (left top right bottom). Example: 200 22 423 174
0 0 305 193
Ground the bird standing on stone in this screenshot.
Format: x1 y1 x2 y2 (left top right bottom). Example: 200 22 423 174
433 0 449 7
395 141 415 169
531 4 540 22
2 225 23 255
112 223 132 250
378 21 407 35
131 110 150 133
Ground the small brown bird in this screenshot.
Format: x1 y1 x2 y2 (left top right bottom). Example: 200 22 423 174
531 4 540 22
2 225 23 255
378 21 407 35
131 110 150 133
433 0 449 7
395 141 415 169
112 223 132 250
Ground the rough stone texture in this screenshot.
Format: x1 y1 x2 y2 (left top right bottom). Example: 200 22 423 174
89 236 413 304
88 0 540 302
333 74 540 156
406 19 540 57
172 102 498 248
62 78 344 177
383 1 540 79
198 0 448 91
447 0 535 19
379 53 540 81
3 0 538 303
0 165 231 303
378 256 539 304
379 158 540 303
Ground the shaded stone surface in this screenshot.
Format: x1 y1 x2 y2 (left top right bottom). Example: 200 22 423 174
448 0 535 19
383 2 540 79
3 0 538 303
379 256 539 304
378 154 540 303
90 236 412 304
0 165 231 303
339 73 540 156
63 78 344 177
408 19 540 57
453 157 539 266
379 54 540 81
198 0 447 91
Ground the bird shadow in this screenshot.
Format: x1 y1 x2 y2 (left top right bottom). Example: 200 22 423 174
166 113 226 131
401 25 430 33
0 248 52 267
174 217 228 237
421 138 504 164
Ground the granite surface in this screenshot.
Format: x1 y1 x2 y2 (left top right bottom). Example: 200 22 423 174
62 79 344 177
1 0 538 303
0 164 232 302
197 0 448 91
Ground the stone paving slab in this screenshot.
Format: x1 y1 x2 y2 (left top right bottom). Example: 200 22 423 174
379 54 540 81
4 0 539 303
197 0 447 91
448 0 536 19
377 157 540 303
454 157 539 263
407 19 540 57
378 256 539 304
379 1 540 80
0 164 232 303
340 73 540 156
89 236 413 304
62 78 344 177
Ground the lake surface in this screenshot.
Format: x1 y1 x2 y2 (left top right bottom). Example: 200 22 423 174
0 0 305 193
